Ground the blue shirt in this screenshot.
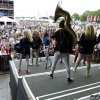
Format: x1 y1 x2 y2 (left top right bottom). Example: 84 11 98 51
43 36 50 46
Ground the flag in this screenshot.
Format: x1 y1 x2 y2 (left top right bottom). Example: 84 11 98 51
97 16 100 22
94 16 97 22
87 16 90 22
90 16 93 22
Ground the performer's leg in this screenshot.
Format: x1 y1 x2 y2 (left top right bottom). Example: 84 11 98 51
26 54 30 74
86 55 91 77
83 56 86 65
29 48 33 66
17 54 23 73
35 49 40 66
48 51 60 78
74 53 83 72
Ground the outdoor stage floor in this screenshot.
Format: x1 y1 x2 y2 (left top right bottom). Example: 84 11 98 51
13 55 75 76
11 55 100 100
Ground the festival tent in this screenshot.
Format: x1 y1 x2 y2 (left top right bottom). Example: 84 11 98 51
0 16 16 25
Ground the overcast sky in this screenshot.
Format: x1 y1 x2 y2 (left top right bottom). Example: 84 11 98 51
14 0 100 17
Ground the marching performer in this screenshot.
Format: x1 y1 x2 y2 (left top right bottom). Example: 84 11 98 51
48 2 77 83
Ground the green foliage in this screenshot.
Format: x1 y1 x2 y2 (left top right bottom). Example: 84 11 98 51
50 9 100 22
49 16 54 20
71 9 100 22
72 13 80 20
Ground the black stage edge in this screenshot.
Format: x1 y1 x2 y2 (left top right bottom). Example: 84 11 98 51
17 78 29 100
0 55 11 74
9 61 20 100
17 78 36 100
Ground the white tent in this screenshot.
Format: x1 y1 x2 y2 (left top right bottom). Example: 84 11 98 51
0 16 16 25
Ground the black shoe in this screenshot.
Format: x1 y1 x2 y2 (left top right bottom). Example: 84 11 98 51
60 61 63 63
48 74 53 79
67 78 74 83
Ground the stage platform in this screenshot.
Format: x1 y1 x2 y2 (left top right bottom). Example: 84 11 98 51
9 55 100 100
13 55 76 76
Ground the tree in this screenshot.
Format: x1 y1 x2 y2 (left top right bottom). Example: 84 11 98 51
80 10 90 21
49 16 54 20
72 13 80 21
80 10 100 22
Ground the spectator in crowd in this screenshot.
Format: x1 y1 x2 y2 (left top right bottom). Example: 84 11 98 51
73 24 97 77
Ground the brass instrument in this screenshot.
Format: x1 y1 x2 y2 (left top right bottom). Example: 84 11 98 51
54 2 77 47
54 3 71 23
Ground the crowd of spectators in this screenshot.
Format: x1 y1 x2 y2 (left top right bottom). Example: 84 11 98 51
0 20 100 63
